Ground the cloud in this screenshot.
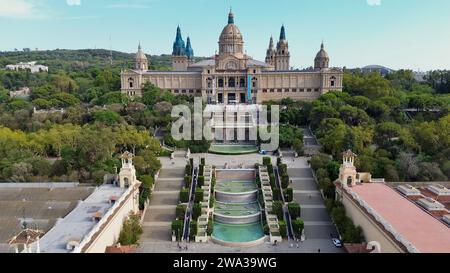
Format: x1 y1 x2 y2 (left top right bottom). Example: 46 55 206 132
66 0 81 6
0 0 36 18
367 0 381 6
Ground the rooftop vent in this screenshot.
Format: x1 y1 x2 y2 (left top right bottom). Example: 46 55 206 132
66 239 80 251
92 212 103 223
417 197 446 211
397 184 421 196
443 215 450 225
427 184 450 196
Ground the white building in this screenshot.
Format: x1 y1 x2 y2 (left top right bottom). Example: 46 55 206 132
6 62 48 73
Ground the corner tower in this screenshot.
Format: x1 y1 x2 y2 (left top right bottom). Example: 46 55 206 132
265 36 276 67
186 36 195 65
172 26 189 71
135 43 148 71
275 25 290 71
314 42 330 70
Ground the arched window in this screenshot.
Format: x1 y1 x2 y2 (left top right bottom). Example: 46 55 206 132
228 77 235 88
347 176 353 187
218 78 224 88
239 78 245 87
124 177 130 188
330 76 336 87
128 78 134 89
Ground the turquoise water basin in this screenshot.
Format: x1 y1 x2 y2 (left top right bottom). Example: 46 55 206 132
212 221 265 243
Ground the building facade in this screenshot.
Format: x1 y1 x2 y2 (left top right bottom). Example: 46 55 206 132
121 10 343 103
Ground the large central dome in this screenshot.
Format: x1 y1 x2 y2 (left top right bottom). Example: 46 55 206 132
218 10 244 56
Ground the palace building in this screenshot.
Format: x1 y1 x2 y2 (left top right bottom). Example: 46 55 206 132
121 10 343 104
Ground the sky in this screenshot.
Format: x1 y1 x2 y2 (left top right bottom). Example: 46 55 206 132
1 0 450 71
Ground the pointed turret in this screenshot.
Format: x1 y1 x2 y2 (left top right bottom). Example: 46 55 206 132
265 36 276 66
314 41 330 70
275 25 290 71
135 43 148 71
172 26 186 56
228 8 235 24
279 25 286 41
186 36 194 63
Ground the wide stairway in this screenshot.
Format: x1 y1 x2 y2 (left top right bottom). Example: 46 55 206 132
141 168 185 242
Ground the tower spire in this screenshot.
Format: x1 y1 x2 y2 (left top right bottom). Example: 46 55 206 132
228 8 234 24
280 25 286 41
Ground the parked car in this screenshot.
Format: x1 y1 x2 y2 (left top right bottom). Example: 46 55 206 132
332 238 343 248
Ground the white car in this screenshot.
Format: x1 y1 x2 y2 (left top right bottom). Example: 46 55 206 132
332 238 342 248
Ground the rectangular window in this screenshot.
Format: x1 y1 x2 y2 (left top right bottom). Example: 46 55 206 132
314 88 319 92
182 90 186 94
262 89 267 93
270 89 275 93
292 88 297 92
175 90 180 94
307 88 312 92
277 89 282 93
285 89 290 93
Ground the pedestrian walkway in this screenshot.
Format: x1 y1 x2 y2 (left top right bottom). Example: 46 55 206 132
140 168 185 243
287 166 338 241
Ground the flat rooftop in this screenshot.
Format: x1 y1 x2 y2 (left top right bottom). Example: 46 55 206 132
39 184 125 253
350 183 450 253
0 183 94 253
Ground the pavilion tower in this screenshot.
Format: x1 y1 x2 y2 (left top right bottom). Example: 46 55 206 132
265 36 276 67
172 26 189 71
314 41 330 70
135 43 148 71
275 25 290 71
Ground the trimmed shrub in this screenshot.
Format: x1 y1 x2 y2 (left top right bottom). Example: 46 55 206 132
189 158 194 167
200 158 206 165
185 164 192 176
189 220 197 241
288 202 301 219
118 213 143 245
140 175 154 190
184 175 192 188
292 218 304 238
263 157 272 166
285 188 293 202
195 188 204 203
197 176 205 187
273 188 281 201
209 195 215 208
279 220 287 238
171 220 184 240
278 164 288 175
269 174 276 189
267 165 274 174
199 165 204 176
281 174 290 189
176 204 187 219
180 188 190 203
272 200 284 221
192 203 202 221
255 176 261 188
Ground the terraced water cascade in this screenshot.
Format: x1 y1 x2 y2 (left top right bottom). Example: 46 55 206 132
211 169 265 246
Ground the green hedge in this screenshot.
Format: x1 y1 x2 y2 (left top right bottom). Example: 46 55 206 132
285 188 293 202
195 188 204 203
292 218 304 238
184 175 192 188
272 200 284 221
281 174 290 189
263 157 272 166
180 188 190 203
193 203 201 221
207 218 214 236
279 220 287 238
197 176 205 187
288 202 301 219
199 165 204 176
273 188 281 201
200 158 206 165
176 204 187 219
189 220 197 241
171 220 184 240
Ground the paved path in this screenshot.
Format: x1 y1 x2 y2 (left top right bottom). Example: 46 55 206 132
140 168 185 243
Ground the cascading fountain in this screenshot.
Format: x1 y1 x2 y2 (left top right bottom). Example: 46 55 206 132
211 169 266 247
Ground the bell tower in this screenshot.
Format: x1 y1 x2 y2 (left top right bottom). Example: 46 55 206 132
339 150 358 188
119 151 137 189
275 25 290 71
